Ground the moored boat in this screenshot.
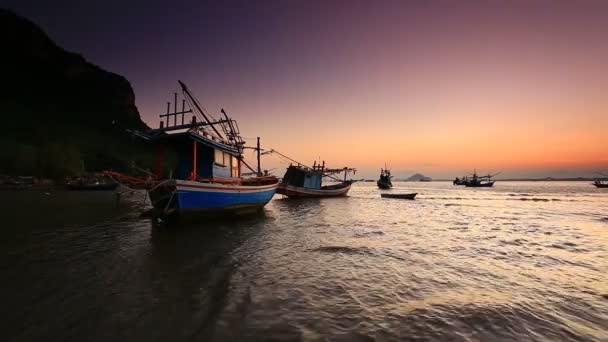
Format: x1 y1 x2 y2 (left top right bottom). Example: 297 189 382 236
459 171 500 188
593 172 608 188
275 157 356 198
381 193 417 200
377 164 393 189
115 81 279 219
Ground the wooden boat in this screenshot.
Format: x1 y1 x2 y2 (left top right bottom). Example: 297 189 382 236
114 81 278 219
275 155 356 198
381 193 417 200
377 164 393 189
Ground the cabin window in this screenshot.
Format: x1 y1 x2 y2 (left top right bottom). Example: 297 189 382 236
231 155 239 177
215 149 232 167
214 149 224 165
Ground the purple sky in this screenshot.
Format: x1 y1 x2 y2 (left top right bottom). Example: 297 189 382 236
4 0 608 178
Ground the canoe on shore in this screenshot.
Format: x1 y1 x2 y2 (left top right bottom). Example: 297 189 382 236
381 193 417 200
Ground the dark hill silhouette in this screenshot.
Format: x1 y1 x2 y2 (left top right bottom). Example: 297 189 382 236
0 9 150 177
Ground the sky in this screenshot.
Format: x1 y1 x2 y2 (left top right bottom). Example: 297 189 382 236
3 0 608 179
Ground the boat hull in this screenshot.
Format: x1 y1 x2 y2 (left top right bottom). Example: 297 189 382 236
465 181 495 188
381 193 417 200
149 180 278 217
377 180 392 189
277 182 351 197
594 183 608 188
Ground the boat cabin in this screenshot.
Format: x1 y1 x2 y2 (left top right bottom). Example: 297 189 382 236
282 165 322 189
141 131 241 181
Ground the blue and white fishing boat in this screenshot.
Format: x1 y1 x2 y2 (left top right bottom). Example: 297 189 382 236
126 81 278 219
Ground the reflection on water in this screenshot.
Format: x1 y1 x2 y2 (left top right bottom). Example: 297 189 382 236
1 182 607 341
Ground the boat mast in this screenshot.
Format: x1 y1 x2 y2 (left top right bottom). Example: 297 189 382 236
178 80 224 140
257 137 261 176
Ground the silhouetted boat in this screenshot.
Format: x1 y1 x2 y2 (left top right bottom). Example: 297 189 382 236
274 154 356 198
381 193 417 200
377 164 392 189
462 171 500 188
593 172 608 188
110 81 278 219
593 182 608 188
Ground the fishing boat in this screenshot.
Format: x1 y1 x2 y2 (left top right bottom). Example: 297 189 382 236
463 171 500 188
381 193 417 200
377 164 393 189
271 152 355 197
112 81 279 219
593 181 608 188
593 172 608 188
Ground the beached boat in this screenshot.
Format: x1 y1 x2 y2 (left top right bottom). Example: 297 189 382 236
114 81 278 219
274 155 356 197
377 164 393 189
381 193 417 200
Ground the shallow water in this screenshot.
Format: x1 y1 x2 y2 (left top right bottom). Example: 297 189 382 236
2 182 607 341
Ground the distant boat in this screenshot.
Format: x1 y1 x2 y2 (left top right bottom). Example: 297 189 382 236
593 172 608 188
381 193 417 200
275 157 356 198
377 164 393 189
462 171 500 188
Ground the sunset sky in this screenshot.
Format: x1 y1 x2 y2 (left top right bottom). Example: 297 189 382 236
5 0 608 178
